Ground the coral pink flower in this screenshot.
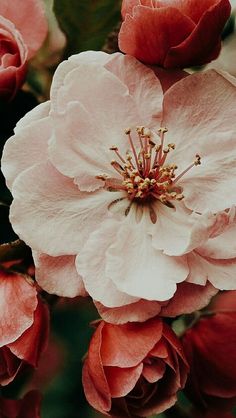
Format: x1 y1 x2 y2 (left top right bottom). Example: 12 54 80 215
182 291 236 412
0 0 47 99
0 391 41 418
0 291 49 386
83 317 188 416
119 0 231 67
2 52 236 322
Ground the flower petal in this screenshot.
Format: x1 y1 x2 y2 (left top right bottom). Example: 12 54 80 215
100 318 163 367
7 299 49 367
162 70 236 212
188 251 236 290
142 360 166 383
161 281 218 317
106 216 188 301
119 6 195 65
104 364 143 397
150 202 215 256
87 322 111 409
165 0 231 67
0 0 48 58
77 219 138 307
2 101 50 190
10 161 116 256
104 53 163 126
50 51 114 113
0 271 37 347
94 299 163 324
33 252 86 298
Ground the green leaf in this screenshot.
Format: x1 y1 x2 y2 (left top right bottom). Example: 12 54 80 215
53 0 121 57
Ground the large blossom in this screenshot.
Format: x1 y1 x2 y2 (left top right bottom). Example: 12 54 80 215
2 52 236 323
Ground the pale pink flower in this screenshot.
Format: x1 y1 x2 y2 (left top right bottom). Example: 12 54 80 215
0 0 48 99
2 52 236 323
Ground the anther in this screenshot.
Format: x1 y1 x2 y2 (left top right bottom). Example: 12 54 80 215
149 139 156 148
194 154 201 166
158 127 168 134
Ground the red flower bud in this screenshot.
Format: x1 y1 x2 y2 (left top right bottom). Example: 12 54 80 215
83 317 188 416
119 0 231 68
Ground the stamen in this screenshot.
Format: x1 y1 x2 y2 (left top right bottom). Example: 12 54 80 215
111 160 125 175
110 146 126 164
125 128 140 170
102 125 201 209
173 155 201 184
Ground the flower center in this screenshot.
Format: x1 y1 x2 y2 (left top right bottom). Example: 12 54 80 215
97 126 201 211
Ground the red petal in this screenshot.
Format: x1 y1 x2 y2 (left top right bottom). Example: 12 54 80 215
119 6 195 65
0 271 37 347
7 298 49 367
100 318 163 367
104 364 143 397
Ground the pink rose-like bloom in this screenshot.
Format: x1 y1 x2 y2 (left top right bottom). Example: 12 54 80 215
2 52 236 323
83 317 188 416
119 0 231 68
0 268 49 385
0 0 47 99
182 291 236 412
0 391 41 418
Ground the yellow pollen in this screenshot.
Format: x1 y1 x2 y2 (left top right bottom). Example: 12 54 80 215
97 126 201 208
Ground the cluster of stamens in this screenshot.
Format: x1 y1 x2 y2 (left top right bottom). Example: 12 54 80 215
97 126 201 208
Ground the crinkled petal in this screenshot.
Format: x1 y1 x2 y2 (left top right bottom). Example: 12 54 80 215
10 161 117 256
198 208 236 259
77 219 138 307
150 202 215 256
142 360 166 383
0 0 48 58
2 101 50 190
7 299 49 367
33 252 86 298
105 364 143 397
49 101 120 192
100 318 163 367
86 322 111 412
161 281 218 317
0 271 37 347
165 0 231 67
188 251 236 290
162 70 236 213
106 215 188 301
50 51 114 113
104 53 163 126
119 6 195 65
94 299 163 324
